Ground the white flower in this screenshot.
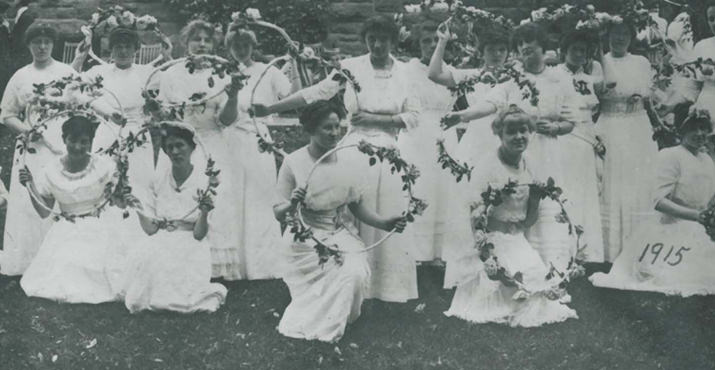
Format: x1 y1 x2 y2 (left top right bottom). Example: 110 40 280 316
466 6 477 13
106 15 119 29
554 8 565 18
245 8 261 20
449 0 463 11
520 18 531 26
231 11 241 21
90 12 100 25
576 20 587 30
398 26 410 43
300 46 316 59
404 4 418 13
473 229 487 247
483 257 499 277
612 15 624 24
595 12 611 23
119 10 135 27
586 5 596 14
531 7 547 21
432 2 449 11
136 15 157 31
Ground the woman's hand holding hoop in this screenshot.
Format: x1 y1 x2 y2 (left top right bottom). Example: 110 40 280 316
290 186 307 207
18 166 33 187
386 216 407 233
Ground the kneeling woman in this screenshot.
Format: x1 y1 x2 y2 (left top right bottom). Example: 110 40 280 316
19 116 126 304
274 101 406 342
590 104 715 296
123 122 227 313
444 106 577 327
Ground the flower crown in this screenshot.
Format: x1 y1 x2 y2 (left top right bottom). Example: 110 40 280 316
86 5 159 38
228 8 262 32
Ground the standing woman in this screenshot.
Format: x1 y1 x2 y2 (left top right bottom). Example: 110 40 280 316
156 20 243 281
274 101 406 342
691 1 715 118
555 30 604 263
253 15 421 302
597 20 660 262
218 27 292 280
397 19 463 263
0 23 77 275
428 26 510 165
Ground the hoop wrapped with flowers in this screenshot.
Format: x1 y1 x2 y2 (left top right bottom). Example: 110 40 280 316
286 139 427 266
18 75 137 222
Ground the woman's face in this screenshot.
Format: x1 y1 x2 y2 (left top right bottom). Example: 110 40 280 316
311 112 341 150
111 41 137 69
516 40 544 72
63 133 92 157
707 6 715 36
230 39 254 63
365 31 393 61
187 29 214 55
418 30 439 61
29 36 53 63
482 42 508 68
565 41 589 67
163 136 194 166
499 120 531 154
681 126 710 151
609 24 632 54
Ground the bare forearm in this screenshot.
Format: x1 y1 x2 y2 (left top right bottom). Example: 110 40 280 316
137 212 159 235
3 116 30 134
461 102 497 122
219 96 239 126
193 211 209 240
428 39 455 87
348 202 392 231
655 198 700 222
273 200 295 222
266 92 309 115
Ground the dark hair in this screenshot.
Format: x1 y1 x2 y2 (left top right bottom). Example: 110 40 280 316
510 23 548 52
559 29 597 55
180 19 219 49
478 29 511 53
673 102 712 135
299 100 345 134
410 19 439 41
360 15 399 44
61 115 98 141
24 22 57 45
492 104 535 136
108 27 140 50
606 21 637 40
160 124 197 150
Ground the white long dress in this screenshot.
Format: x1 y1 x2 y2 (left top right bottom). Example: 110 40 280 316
591 146 715 296
300 54 420 302
276 147 369 342
123 164 228 313
485 66 575 270
156 64 243 280
218 61 290 280
597 53 659 261
396 58 464 262
83 63 156 204
693 38 715 118
0 60 77 276
444 151 578 327
20 155 126 303
555 63 605 263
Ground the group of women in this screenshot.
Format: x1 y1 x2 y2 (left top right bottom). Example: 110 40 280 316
1 1 715 343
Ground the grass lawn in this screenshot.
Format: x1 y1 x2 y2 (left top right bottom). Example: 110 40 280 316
1 127 715 369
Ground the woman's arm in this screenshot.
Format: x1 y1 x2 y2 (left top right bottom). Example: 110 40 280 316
18 168 54 218
273 161 302 222
193 209 209 240
427 28 457 87
348 201 405 232
655 198 702 222
2 116 30 134
524 186 542 228
136 212 159 236
442 101 498 129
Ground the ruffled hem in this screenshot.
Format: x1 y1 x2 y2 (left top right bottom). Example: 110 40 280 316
590 273 715 297
210 248 243 280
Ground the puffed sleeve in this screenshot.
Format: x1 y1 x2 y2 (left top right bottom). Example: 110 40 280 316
300 69 342 104
652 149 681 207
398 88 420 131
34 166 53 199
270 66 292 99
0 70 24 122
484 81 512 111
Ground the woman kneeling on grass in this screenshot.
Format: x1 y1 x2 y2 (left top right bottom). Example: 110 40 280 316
274 100 407 342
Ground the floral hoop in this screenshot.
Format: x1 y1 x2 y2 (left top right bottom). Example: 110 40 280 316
126 121 220 229
287 139 427 266
80 5 163 66
142 54 246 124
229 9 361 157
472 177 586 301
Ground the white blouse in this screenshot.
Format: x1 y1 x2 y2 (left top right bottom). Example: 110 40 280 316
148 164 207 223
83 63 154 125
653 146 715 212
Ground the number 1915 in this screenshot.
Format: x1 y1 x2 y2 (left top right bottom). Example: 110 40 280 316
638 243 691 266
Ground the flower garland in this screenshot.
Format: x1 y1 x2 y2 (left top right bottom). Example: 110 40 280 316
472 177 586 301
445 65 540 106
286 140 427 266
436 138 472 183
19 77 136 222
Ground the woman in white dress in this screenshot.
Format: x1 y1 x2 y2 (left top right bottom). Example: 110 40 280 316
591 104 715 296
0 23 77 276
19 116 126 303
217 27 292 280
397 19 465 263
428 24 510 165
123 122 227 313
443 23 576 271
691 1 715 118
274 101 406 342
597 21 660 262
555 30 605 263
444 105 577 327
155 20 243 281
253 16 420 303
